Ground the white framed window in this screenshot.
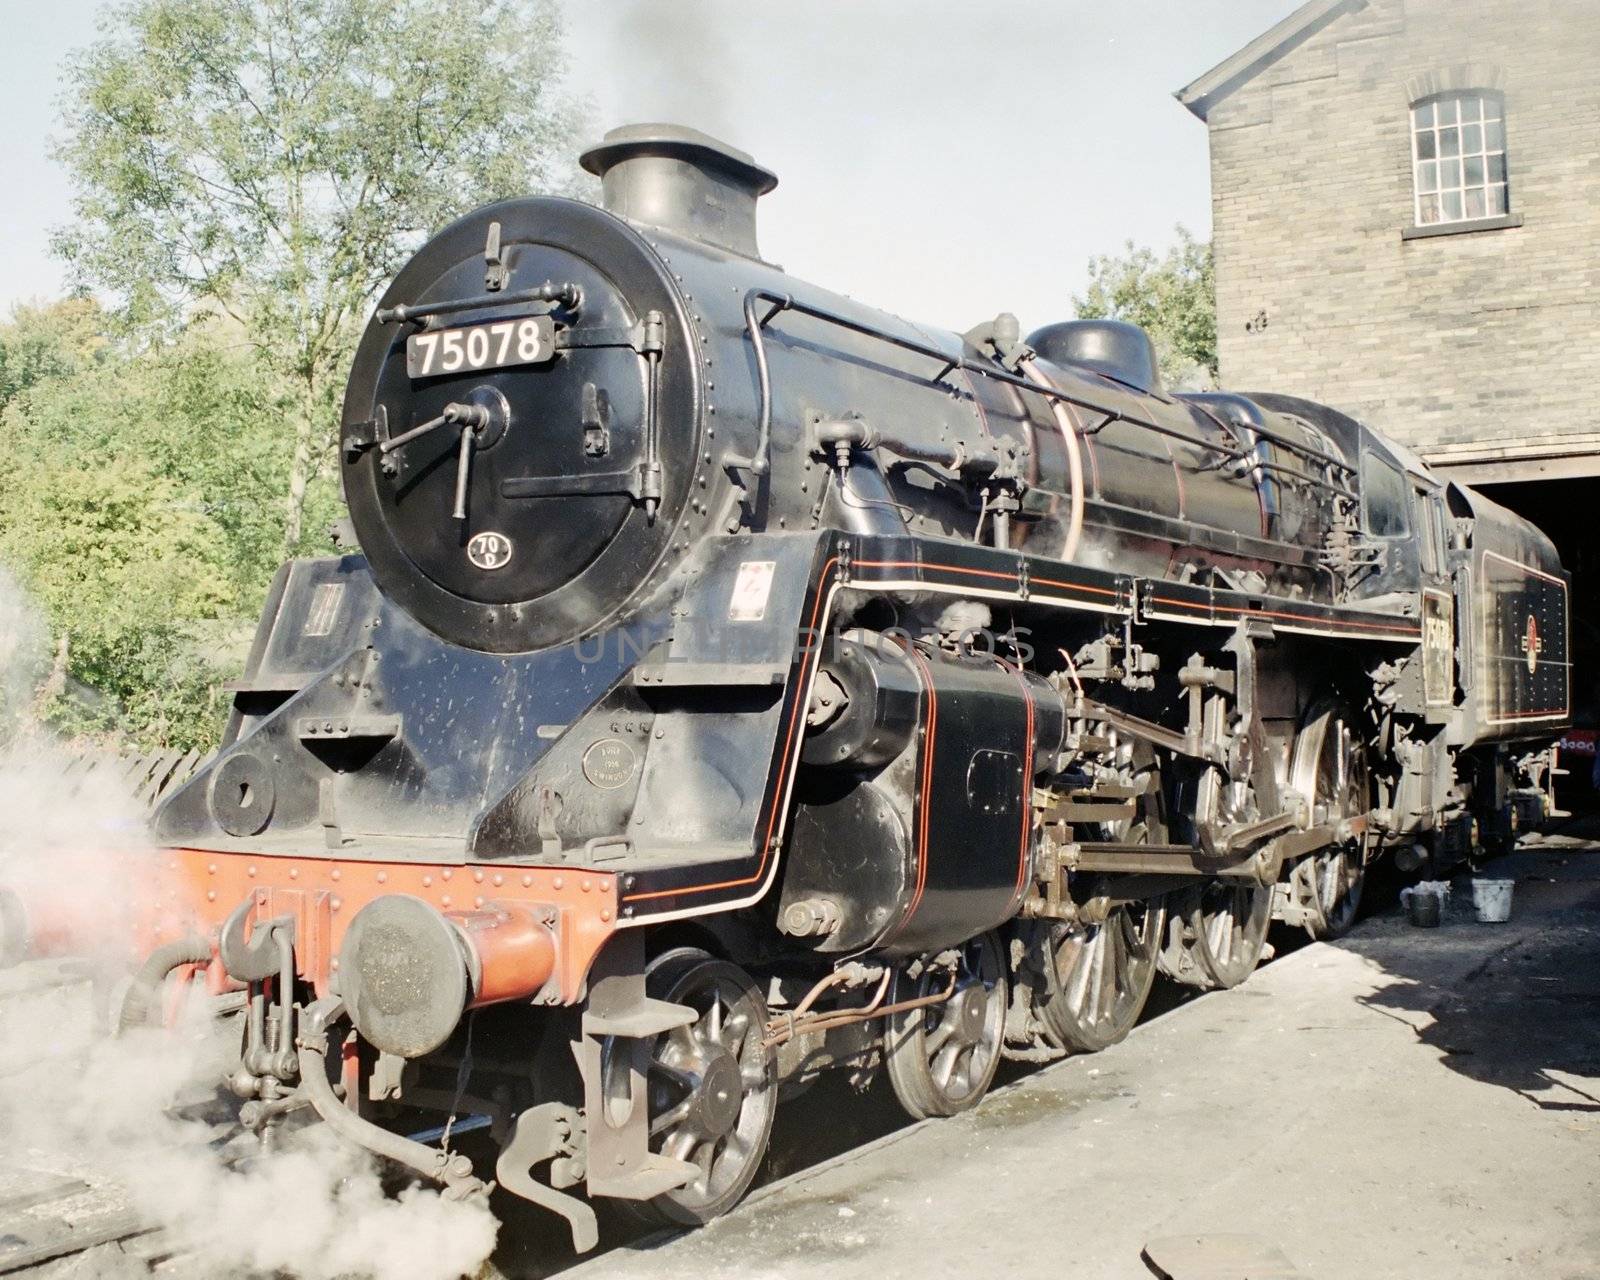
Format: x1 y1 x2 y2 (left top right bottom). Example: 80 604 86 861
1412 91 1508 226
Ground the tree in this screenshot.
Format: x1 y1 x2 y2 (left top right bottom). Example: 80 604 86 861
1074 228 1217 390
0 298 107 412
0 312 315 750
54 0 584 553
0 450 236 751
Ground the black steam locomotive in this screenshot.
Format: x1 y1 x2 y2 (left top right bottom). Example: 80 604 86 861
1 125 1569 1247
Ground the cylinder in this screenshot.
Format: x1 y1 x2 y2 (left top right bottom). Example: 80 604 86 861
802 635 922 770
337 894 558 1059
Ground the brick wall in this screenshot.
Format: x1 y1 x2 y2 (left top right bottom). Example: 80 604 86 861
1205 0 1600 469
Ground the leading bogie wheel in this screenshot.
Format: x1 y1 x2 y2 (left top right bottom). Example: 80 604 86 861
626 947 777 1227
884 931 1007 1120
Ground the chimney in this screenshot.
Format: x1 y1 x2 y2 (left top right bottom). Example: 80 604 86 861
579 123 778 261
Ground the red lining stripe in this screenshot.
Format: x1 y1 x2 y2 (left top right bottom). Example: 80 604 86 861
624 551 1420 908
894 645 939 932
622 556 839 904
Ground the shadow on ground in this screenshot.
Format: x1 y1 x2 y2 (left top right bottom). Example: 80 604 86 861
1333 825 1600 1114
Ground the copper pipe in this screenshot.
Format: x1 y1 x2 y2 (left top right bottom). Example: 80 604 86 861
1020 357 1086 563
789 966 854 1020
763 967 879 1048
763 969 955 1048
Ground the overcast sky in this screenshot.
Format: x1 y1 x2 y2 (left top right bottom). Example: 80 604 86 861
0 0 1302 332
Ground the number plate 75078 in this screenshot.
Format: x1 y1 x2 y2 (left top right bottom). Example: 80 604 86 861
406 315 556 379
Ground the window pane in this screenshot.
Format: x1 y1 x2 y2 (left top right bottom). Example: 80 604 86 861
1417 160 1439 192
1463 123 1483 153
1364 454 1411 538
1418 194 1441 224
1487 185 1506 215
1463 95 1485 122
1439 127 1460 157
1413 101 1435 127
1486 118 1505 148
1465 155 1485 185
1488 152 1506 182
1441 158 1462 188
1417 130 1437 160
1437 98 1459 124
1443 190 1464 221
1465 188 1487 218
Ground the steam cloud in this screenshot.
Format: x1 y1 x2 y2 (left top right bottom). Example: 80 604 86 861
597 0 739 139
0 574 499 1279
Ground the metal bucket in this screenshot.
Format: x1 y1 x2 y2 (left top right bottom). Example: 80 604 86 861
1403 884 1445 928
1469 877 1515 923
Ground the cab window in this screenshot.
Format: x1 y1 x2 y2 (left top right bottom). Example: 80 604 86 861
1363 453 1411 538
1418 489 1446 574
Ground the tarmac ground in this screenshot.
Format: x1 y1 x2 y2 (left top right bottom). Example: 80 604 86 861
562 828 1600 1280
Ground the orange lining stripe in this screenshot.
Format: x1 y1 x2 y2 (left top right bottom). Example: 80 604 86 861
624 551 1418 909
622 556 840 904
895 645 939 932
855 557 1121 600
1031 575 1120 598
855 558 1016 583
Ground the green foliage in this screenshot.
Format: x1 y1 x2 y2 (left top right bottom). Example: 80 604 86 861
1074 228 1217 389
55 0 583 547
0 298 108 412
0 452 233 751
5 317 336 596
0 313 298 750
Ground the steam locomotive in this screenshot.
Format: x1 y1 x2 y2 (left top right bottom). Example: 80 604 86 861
0 125 1569 1248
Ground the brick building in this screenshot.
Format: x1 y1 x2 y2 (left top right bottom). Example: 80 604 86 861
1178 0 1598 740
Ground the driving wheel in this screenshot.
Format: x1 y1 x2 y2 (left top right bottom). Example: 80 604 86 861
1289 699 1371 940
1162 878 1273 990
1039 822 1164 1052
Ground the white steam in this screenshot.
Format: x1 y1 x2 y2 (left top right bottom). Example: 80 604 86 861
0 574 499 1280
592 0 740 139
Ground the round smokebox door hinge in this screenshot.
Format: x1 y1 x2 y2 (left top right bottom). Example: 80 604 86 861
211 752 276 837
